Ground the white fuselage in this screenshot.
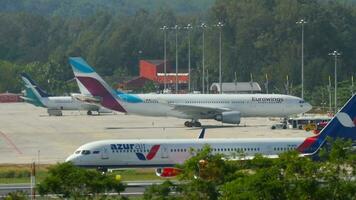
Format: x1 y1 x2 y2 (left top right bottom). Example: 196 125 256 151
38 95 111 113
119 93 311 119
42 96 98 111
66 138 306 168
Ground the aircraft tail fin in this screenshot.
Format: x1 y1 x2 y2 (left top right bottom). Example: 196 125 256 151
20 73 50 97
69 57 126 112
20 73 49 107
198 128 206 139
297 95 356 154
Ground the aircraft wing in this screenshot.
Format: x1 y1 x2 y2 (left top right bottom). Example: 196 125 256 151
170 103 231 118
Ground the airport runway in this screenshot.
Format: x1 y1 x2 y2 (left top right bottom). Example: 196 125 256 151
0 103 312 164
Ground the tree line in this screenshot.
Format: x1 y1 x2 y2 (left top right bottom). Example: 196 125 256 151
0 0 355 106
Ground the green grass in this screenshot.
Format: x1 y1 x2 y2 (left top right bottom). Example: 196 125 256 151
0 165 173 184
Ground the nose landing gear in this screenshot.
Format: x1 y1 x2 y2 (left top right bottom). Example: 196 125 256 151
184 120 202 127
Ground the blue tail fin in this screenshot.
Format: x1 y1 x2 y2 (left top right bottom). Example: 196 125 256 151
20 73 51 97
198 128 206 139
297 95 356 154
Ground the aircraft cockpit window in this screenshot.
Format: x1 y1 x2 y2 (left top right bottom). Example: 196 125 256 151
75 150 81 154
93 150 100 154
82 150 91 155
299 100 305 103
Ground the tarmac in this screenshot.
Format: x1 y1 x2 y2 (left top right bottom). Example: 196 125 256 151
0 103 313 164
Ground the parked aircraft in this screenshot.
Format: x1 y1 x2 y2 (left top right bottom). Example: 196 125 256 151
66 95 356 177
69 57 312 127
20 73 111 116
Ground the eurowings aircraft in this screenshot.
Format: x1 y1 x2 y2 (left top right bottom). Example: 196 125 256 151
69 57 312 127
66 95 356 178
20 73 111 115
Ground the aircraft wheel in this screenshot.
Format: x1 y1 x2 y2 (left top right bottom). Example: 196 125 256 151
184 121 190 127
87 110 92 115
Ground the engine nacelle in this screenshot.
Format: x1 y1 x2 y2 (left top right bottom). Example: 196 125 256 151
215 111 241 124
155 167 182 178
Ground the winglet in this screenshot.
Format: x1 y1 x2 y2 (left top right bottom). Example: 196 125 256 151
198 128 205 139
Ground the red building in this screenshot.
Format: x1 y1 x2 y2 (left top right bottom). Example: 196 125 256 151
122 60 189 92
0 92 23 103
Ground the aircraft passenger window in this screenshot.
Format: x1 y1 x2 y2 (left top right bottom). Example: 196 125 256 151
82 150 91 155
93 151 100 154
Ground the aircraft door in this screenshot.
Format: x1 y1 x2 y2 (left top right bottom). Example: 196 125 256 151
160 145 169 159
101 147 109 160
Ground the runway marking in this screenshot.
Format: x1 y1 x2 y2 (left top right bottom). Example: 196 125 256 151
0 131 23 155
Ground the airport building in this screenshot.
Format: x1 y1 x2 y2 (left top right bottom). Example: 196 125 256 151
120 60 189 92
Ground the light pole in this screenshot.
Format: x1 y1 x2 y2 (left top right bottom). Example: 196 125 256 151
172 25 180 93
296 19 307 100
328 50 341 113
351 75 354 95
184 24 193 92
200 23 207 94
160 26 169 91
328 75 332 113
216 21 224 94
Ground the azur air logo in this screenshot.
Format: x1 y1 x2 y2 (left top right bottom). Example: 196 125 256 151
136 145 160 161
110 143 160 161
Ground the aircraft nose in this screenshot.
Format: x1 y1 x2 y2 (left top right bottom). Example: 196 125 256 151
65 154 80 164
304 102 312 112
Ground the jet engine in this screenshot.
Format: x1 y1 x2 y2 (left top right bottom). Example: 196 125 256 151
214 111 241 124
155 167 182 178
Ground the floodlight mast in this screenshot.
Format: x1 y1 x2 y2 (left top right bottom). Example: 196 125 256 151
328 50 341 113
160 25 169 91
216 21 224 94
184 24 193 92
296 19 307 100
200 23 207 94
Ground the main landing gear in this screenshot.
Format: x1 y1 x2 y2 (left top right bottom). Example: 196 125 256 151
184 120 202 127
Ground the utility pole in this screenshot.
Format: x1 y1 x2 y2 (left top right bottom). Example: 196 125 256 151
265 73 269 94
206 69 209 94
328 75 332 113
184 24 193 92
296 19 307 100
216 22 224 94
200 23 207 94
234 72 238 93
172 25 180 93
351 75 354 95
160 26 169 91
285 75 290 95
328 50 341 113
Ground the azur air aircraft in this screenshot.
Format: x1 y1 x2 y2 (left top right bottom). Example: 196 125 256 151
20 73 111 115
69 57 312 127
66 95 356 178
